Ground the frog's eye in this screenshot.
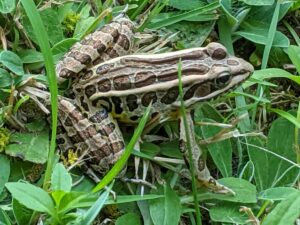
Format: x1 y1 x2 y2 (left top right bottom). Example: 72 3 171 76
215 72 231 86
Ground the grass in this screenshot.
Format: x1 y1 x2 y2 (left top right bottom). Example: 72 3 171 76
20 0 58 190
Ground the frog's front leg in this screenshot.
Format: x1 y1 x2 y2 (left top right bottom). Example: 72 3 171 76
179 111 232 194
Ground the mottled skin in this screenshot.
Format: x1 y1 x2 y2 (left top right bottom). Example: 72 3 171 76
33 17 253 190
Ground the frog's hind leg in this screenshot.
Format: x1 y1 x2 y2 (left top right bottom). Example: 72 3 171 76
179 111 233 194
57 98 125 176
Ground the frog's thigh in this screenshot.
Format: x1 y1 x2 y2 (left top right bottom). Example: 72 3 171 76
57 99 124 173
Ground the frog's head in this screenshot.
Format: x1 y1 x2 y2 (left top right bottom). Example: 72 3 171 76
181 42 254 107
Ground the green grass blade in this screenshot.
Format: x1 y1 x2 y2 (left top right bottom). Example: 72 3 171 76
146 2 220 29
20 0 58 190
283 20 300 46
177 60 202 225
287 45 300 75
130 0 149 20
268 108 300 129
76 183 112 225
261 1 280 69
92 103 152 192
296 103 300 164
217 14 251 132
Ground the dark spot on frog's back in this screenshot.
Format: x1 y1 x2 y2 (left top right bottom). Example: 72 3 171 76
211 47 227 60
68 51 92 65
113 75 131 90
161 87 179 104
85 84 96 97
56 137 65 144
183 85 197 100
134 71 156 88
70 133 84 143
81 70 93 80
96 64 110 75
59 68 76 78
117 34 130 50
95 42 106 54
130 115 139 121
89 108 109 122
126 94 138 111
110 141 125 153
98 78 112 92
110 28 119 42
64 117 73 127
142 92 157 107
103 122 116 134
107 48 119 58
111 96 123 114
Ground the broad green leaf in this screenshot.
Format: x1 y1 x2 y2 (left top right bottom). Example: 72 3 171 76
13 198 33 225
219 0 238 27
5 182 55 215
245 137 268 191
18 49 43 64
0 51 24 75
195 103 233 176
137 198 152 225
58 192 94 213
51 163 72 192
140 142 160 157
262 191 300 225
51 190 66 209
200 118 232 177
0 68 12 88
22 8 64 46
0 154 10 194
74 17 95 38
287 45 300 74
0 0 16 13
51 38 78 55
235 30 289 48
115 213 141 225
247 115 299 190
210 202 249 224
5 129 49 164
216 178 257 203
243 68 300 88
150 184 181 225
259 187 299 201
181 178 257 203
266 114 299 187
159 140 182 159
241 0 274 5
0 209 12 225
242 2 291 23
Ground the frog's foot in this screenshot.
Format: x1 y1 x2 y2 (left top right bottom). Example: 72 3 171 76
196 177 235 195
